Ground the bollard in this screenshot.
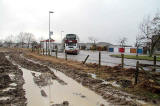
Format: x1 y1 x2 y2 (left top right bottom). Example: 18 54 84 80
121 54 124 69
153 56 156 72
99 51 101 68
135 61 139 85
43 49 44 55
65 52 67 60
82 55 89 64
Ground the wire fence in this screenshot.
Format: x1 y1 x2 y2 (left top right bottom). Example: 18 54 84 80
33 48 160 71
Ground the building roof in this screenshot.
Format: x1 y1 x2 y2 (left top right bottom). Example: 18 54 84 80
97 42 112 46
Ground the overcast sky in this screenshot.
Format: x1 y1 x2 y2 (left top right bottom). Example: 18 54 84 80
0 0 159 45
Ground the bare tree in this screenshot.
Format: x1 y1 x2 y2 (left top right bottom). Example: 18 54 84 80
135 35 143 57
25 33 35 48
119 37 127 47
0 39 3 47
4 35 14 48
139 12 160 56
38 36 45 49
17 32 26 48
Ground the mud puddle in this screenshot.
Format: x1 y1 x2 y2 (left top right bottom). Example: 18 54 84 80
21 67 49 106
48 68 109 106
21 66 109 106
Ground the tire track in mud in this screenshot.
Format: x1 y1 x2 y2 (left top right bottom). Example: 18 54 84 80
9 53 67 86
9 52 70 106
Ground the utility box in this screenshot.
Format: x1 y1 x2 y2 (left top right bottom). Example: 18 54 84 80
109 48 114 52
130 48 136 53
119 48 125 53
137 49 143 54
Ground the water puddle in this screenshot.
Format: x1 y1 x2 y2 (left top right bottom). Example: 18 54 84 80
22 68 49 106
2 87 15 92
21 67 110 106
0 97 10 101
88 73 120 88
9 83 17 87
48 68 110 106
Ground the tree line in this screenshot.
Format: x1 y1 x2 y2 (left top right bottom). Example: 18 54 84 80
2 32 40 48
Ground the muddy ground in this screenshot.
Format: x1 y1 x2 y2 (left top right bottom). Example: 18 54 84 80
8 50 70 106
0 48 69 106
0 52 26 106
22 49 160 106
1 48 160 106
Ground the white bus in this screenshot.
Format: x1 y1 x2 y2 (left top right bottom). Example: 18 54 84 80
64 34 79 55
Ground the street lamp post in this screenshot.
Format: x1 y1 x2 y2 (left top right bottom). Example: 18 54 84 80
49 11 54 54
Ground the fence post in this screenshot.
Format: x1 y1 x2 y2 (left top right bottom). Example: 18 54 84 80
99 51 101 68
48 50 50 56
43 49 44 55
38 48 40 54
46 41 47 55
40 48 42 54
121 54 124 68
51 49 52 56
48 49 50 56
153 56 156 72
65 52 67 60
56 49 58 58
82 55 89 64
135 61 139 85
32 47 33 52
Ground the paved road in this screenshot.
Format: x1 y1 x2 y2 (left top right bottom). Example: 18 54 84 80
51 50 160 69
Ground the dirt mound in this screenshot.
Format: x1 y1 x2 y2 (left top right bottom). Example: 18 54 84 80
0 52 26 106
116 80 132 88
0 74 12 89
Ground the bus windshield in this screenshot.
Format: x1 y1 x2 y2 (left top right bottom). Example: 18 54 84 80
66 42 76 46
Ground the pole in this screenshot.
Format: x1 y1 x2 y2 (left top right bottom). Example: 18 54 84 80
153 56 156 72
65 52 67 60
38 47 39 54
99 51 101 68
49 12 50 55
56 48 58 58
83 55 89 64
135 61 139 85
43 49 44 55
32 46 33 52
46 41 47 55
121 54 124 68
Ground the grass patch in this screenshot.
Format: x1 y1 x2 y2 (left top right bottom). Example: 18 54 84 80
110 54 160 61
